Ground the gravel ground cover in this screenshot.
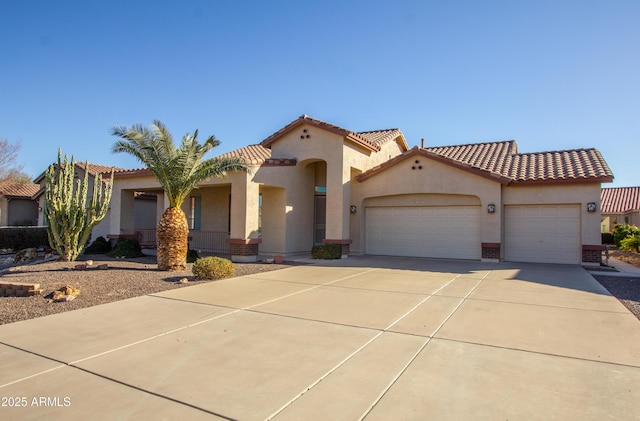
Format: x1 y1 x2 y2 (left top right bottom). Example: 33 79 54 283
591 274 640 320
0 254 294 325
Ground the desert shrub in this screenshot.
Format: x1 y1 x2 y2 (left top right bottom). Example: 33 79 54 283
187 249 199 263
107 238 144 258
620 234 640 253
192 256 235 280
84 236 112 254
613 224 640 248
311 244 341 260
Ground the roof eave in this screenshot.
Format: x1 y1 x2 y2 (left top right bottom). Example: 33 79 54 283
356 148 511 184
508 176 614 186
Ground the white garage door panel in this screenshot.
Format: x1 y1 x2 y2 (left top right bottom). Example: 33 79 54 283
505 205 580 264
366 206 480 260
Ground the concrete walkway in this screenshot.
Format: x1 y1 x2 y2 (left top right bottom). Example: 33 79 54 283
1 257 639 420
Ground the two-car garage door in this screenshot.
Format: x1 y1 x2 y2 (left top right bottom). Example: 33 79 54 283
365 206 481 260
504 205 581 264
365 204 581 264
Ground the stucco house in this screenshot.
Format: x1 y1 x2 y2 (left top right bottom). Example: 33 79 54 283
107 115 614 265
0 181 40 226
600 186 640 232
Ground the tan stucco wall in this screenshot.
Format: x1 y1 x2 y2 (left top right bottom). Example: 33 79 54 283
259 186 286 254
195 186 231 232
266 123 407 247
502 182 603 246
350 154 502 254
110 175 161 236
254 163 316 254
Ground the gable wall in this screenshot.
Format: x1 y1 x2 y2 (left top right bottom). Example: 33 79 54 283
350 155 502 254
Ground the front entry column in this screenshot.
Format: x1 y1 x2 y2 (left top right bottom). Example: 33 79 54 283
323 161 351 258
227 173 261 262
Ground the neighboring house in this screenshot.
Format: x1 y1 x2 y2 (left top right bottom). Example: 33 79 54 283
33 161 126 240
601 186 640 232
108 114 614 265
0 181 40 226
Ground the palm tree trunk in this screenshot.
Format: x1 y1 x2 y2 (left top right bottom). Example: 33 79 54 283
157 206 189 271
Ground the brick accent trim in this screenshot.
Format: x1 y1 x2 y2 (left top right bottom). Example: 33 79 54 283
227 238 262 257
482 242 501 260
582 244 605 265
322 239 352 256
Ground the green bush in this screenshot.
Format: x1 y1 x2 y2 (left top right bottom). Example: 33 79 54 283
107 238 144 258
311 244 342 259
613 224 640 248
84 236 112 254
0 227 49 251
620 234 640 253
192 256 235 280
187 249 199 263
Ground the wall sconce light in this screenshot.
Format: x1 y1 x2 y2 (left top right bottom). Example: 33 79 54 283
350 205 357 214
487 203 496 214
587 202 597 213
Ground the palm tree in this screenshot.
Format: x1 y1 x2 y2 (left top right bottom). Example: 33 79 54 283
111 120 249 271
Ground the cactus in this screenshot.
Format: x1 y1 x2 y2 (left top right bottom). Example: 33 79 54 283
44 150 114 261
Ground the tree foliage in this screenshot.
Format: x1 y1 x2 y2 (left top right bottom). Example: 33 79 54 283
0 138 31 183
613 223 640 248
111 120 249 208
111 120 249 271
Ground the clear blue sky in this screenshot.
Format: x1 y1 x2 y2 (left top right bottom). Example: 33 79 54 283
1 0 638 186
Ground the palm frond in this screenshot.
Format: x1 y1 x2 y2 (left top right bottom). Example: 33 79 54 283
111 120 249 208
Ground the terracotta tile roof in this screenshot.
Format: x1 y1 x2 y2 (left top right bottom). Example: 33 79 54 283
75 162 123 176
218 144 272 165
111 168 152 178
358 140 614 185
260 115 408 152
424 141 613 183
508 148 613 182
601 187 640 214
424 141 517 179
34 162 124 183
0 182 40 198
358 129 409 150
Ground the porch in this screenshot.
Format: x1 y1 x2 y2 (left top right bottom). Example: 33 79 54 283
123 229 231 254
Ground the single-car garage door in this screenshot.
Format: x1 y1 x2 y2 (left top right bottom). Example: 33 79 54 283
504 205 580 264
366 206 481 260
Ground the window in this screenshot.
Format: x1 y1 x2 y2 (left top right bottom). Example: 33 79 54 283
188 196 201 230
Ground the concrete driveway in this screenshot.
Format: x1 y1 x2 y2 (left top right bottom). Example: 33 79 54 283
1 257 639 420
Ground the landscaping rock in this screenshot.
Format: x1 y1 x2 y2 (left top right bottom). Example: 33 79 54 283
51 285 81 302
13 248 38 264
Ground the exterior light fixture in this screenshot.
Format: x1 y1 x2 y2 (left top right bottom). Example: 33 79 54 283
350 205 357 214
487 204 496 214
587 202 597 213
